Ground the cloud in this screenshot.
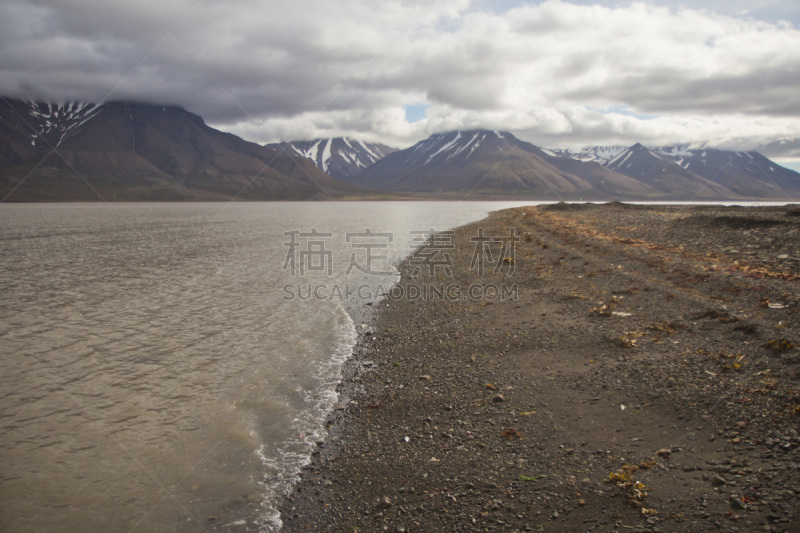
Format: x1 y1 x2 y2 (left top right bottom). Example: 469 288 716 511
1 0 799 157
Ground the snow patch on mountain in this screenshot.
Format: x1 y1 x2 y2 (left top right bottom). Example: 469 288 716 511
426 131 462 164
266 137 397 180
356 140 380 161
321 138 332 173
653 145 693 158
608 148 633 168
550 145 628 164
292 140 321 163
20 100 102 147
401 130 516 167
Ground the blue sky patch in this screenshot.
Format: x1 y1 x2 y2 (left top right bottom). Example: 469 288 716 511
405 103 431 124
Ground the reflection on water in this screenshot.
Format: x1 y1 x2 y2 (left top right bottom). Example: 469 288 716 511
0 201 529 531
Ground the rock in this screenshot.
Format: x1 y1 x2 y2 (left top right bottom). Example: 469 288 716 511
657 448 672 458
376 496 392 510
711 475 727 486
419 375 431 381
730 496 747 510
491 394 505 403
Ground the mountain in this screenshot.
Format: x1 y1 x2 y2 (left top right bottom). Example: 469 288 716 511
4 98 797 202
602 143 737 197
651 146 800 199
265 137 397 182
0 98 366 201
549 143 800 200
353 130 657 199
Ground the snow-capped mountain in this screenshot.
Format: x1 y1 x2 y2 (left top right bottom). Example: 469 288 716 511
354 131 800 199
392 130 510 167
354 130 656 198
652 146 800 198
265 137 397 182
554 143 800 199
600 143 737 197
3 95 797 201
0 98 366 201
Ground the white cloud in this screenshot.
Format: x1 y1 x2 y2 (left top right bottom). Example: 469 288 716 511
1 0 799 157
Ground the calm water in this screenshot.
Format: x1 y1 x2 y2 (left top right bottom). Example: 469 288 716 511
0 201 529 532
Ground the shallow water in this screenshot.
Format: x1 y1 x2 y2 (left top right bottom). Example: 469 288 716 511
0 201 530 531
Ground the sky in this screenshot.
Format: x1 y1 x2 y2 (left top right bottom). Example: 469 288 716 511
2 0 800 169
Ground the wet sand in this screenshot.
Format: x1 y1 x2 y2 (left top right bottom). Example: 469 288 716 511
280 203 800 532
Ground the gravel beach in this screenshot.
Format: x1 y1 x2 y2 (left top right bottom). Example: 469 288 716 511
280 203 800 532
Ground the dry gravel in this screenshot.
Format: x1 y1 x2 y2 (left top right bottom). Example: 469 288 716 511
280 203 800 532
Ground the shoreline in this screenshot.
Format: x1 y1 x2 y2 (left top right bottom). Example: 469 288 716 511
280 203 800 532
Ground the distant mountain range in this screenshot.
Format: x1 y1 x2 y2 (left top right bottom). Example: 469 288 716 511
1 97 798 201
0 98 366 201
549 143 800 199
266 138 396 181
349 130 654 198
347 130 800 200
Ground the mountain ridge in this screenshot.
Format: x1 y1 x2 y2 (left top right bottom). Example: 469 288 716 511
554 143 800 199
353 129 800 200
2 96 798 201
352 129 658 198
0 98 368 201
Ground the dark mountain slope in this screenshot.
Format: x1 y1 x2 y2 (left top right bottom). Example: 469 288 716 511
0 98 366 201
355 130 659 199
604 143 738 198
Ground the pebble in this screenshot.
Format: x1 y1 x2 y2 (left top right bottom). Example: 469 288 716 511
280 206 800 532
711 475 727 486
730 496 747 510
376 496 392 510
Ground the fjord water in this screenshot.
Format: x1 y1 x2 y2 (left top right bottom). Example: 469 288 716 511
0 201 526 532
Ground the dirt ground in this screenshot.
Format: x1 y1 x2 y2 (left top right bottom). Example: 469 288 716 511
280 203 800 532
